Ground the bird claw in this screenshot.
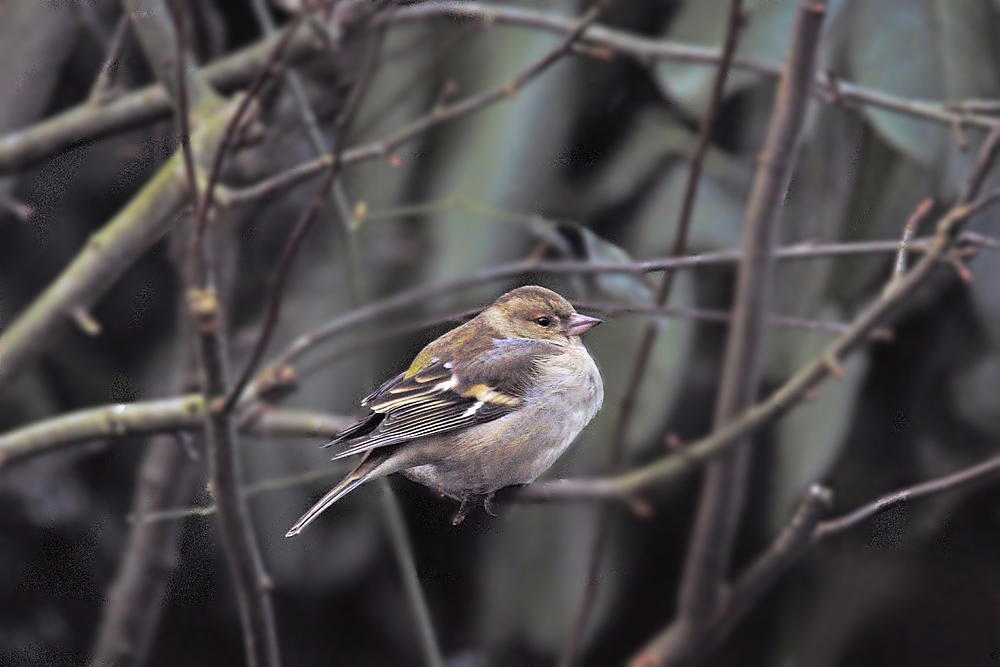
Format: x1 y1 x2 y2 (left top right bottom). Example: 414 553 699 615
451 497 474 525
451 493 499 524
483 492 498 517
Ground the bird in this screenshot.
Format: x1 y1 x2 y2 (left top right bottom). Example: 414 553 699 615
285 285 605 537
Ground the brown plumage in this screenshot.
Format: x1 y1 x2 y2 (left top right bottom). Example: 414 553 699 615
286 286 604 536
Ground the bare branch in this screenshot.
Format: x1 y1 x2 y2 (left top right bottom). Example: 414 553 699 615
0 24 323 174
815 453 1000 539
164 1 282 663
511 127 1000 512
630 486 832 667
673 5 826 656
0 394 352 468
562 2 746 661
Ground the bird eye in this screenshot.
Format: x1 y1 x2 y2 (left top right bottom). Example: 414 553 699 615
535 316 551 327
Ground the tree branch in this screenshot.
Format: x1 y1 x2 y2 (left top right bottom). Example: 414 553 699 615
0 395 352 468
561 2 746 662
0 22 323 175
630 486 832 667
814 452 1000 539
0 93 238 391
675 3 825 656
164 1 282 663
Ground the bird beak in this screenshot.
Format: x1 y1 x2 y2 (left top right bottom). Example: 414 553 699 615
567 313 602 336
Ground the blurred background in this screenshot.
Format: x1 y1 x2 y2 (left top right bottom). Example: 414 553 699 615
2 0 1000 665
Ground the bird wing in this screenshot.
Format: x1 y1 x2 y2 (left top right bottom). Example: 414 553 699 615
325 338 563 460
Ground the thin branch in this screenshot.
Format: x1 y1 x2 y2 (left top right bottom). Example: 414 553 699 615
222 6 611 207
575 300 892 340
3 1 997 179
132 465 356 524
87 15 130 105
814 452 1000 539
0 98 239 391
630 486 832 667
387 1 1000 131
231 231 997 408
188 15 305 286
562 2 745 660
0 23 323 174
888 198 932 292
165 1 281 664
223 11 379 411
673 6 826 662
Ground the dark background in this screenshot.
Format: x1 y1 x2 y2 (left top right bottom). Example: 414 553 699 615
2 1 1000 665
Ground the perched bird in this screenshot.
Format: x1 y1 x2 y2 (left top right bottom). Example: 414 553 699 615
286 285 604 536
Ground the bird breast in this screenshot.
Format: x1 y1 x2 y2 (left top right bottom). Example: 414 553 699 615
400 342 604 496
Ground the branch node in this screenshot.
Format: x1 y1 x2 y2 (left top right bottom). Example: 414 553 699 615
252 364 299 404
630 497 654 519
186 288 223 335
70 307 102 336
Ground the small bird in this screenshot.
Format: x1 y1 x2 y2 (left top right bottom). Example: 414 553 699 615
286 285 604 536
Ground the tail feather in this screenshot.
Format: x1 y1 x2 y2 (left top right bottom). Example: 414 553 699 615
321 412 383 449
285 452 386 537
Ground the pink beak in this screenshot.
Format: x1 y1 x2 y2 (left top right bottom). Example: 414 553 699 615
567 313 602 336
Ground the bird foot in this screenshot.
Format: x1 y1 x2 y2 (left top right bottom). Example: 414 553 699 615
451 497 474 525
482 492 498 517
451 493 499 524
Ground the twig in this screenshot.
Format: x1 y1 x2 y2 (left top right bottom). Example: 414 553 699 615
87 15 130 105
562 3 745 660
387 2 1000 132
574 300 892 340
377 483 444 667
3 2 997 178
132 464 356 524
187 15 305 286
888 198 933 291
224 6 607 207
223 10 378 411
239 232 997 405
815 452 1000 539
0 96 238 391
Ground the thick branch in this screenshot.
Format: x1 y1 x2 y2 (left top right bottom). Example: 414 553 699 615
0 94 237 391
0 23 321 175
0 395 352 467
676 2 826 649
561 2 745 663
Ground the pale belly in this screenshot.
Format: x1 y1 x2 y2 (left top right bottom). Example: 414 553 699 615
399 344 603 498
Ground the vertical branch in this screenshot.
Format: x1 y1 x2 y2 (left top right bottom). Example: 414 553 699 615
662 2 827 663
91 429 203 666
561 2 745 664
165 1 282 665
232 7 445 663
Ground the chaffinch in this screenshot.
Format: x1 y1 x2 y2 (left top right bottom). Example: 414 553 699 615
286 285 604 536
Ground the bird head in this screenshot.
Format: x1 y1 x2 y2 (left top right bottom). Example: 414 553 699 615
484 285 602 343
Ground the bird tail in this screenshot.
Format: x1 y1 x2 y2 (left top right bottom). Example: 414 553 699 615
285 451 387 537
